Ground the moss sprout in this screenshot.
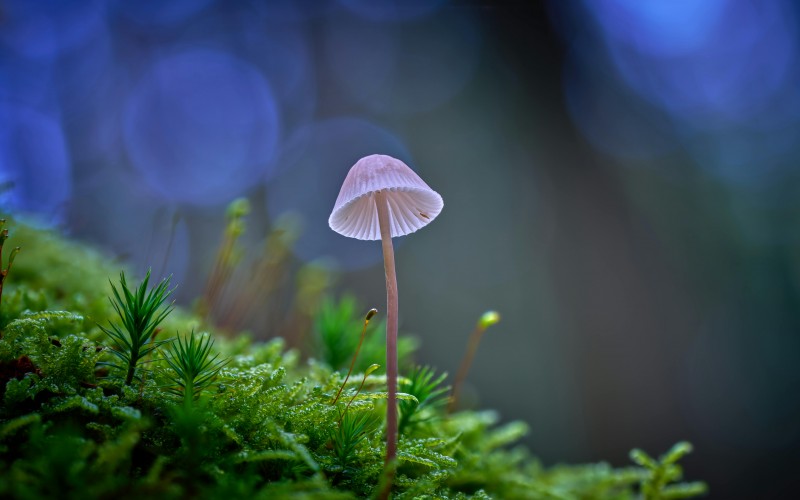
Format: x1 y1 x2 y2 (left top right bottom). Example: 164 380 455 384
399 366 449 435
332 308 378 406
449 310 501 413
163 331 227 408
98 270 175 385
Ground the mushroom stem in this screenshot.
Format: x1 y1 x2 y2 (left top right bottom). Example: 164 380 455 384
375 190 399 472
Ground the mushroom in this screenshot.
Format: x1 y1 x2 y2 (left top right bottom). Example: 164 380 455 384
329 154 443 469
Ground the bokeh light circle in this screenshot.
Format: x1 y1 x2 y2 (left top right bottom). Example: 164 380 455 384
603 0 798 124
0 103 71 223
563 54 678 160
0 52 55 109
123 49 280 206
266 117 412 270
559 0 800 185
677 65 800 185
55 26 114 123
583 0 728 57
0 0 107 59
224 14 317 135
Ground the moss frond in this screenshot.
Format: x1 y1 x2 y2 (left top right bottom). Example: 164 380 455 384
98 269 174 385
162 330 226 406
399 365 449 435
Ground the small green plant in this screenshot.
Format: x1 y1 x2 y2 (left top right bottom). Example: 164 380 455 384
331 408 381 471
163 331 226 408
399 365 449 434
0 219 21 312
99 270 174 385
631 441 709 499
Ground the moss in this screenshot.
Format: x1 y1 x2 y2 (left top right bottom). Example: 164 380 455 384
0 218 707 499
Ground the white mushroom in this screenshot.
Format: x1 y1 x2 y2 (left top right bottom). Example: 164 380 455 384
329 154 443 471
329 154 443 240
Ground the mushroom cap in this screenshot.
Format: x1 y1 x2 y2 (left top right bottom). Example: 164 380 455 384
329 154 443 240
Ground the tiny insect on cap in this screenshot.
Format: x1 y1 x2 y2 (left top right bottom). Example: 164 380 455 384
328 154 444 240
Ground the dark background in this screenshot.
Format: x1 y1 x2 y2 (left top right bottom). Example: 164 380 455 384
3 1 800 497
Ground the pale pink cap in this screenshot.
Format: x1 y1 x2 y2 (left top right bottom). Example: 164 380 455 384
329 154 444 240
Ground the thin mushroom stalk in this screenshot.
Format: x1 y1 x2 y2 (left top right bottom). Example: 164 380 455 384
328 154 443 495
375 190 399 465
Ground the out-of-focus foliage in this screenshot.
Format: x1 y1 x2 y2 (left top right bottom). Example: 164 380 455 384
630 442 709 500
315 295 418 373
399 365 449 435
0 219 707 498
196 204 334 348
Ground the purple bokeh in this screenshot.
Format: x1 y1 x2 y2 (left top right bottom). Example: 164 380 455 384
0 0 107 59
0 103 71 223
123 49 280 206
584 0 728 57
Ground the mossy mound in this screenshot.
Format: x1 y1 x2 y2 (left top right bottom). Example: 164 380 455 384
0 218 707 499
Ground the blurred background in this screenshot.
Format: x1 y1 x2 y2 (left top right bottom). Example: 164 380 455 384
2 0 800 497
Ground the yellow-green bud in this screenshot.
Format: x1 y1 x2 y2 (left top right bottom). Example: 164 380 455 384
226 197 251 219
478 310 501 330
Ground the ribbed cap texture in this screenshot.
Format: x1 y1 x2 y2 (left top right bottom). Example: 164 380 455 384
329 154 444 240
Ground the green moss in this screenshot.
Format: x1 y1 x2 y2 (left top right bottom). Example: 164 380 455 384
0 218 707 499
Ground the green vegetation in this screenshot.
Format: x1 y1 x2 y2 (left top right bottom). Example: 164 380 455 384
0 219 21 309
0 217 707 499
163 331 227 408
99 270 174 385
399 365 449 435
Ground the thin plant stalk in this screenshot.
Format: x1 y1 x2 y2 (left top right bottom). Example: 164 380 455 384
375 190 399 475
0 220 20 311
220 226 292 329
339 363 381 425
203 228 237 313
332 308 378 405
448 311 500 413
138 328 162 402
200 199 249 322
